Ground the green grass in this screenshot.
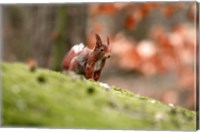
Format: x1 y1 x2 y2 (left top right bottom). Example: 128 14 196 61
1 62 196 130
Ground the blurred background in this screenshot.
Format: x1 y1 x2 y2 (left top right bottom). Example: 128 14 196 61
2 2 197 110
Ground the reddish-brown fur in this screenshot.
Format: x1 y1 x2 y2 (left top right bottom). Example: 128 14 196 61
62 34 111 81
62 49 76 70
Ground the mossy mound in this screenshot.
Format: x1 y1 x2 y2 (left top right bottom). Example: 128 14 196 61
1 63 196 130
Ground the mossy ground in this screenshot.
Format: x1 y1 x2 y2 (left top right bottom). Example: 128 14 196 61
1 63 196 130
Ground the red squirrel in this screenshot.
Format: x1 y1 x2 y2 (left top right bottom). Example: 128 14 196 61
62 34 111 81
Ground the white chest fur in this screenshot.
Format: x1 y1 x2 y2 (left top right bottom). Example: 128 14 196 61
95 60 102 71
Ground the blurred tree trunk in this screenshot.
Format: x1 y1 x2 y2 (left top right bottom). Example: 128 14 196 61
29 6 56 68
52 6 68 71
3 5 87 70
53 5 87 71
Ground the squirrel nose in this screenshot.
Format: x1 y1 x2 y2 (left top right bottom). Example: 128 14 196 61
107 55 111 58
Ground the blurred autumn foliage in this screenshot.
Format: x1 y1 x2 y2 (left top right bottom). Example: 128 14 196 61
86 2 197 110
3 2 197 110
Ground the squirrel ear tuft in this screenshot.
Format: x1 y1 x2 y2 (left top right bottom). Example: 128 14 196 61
95 34 101 41
95 34 102 47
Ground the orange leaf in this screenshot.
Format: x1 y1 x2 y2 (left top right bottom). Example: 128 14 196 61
124 15 137 30
120 49 141 69
162 4 175 17
26 59 37 71
97 4 117 14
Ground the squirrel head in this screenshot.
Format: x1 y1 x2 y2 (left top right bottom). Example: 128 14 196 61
95 34 111 59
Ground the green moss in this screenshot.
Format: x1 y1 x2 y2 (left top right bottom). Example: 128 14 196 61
1 62 196 130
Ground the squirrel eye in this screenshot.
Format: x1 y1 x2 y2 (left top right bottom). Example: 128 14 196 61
100 48 104 52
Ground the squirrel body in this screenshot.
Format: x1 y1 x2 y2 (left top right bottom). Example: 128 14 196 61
62 34 111 81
